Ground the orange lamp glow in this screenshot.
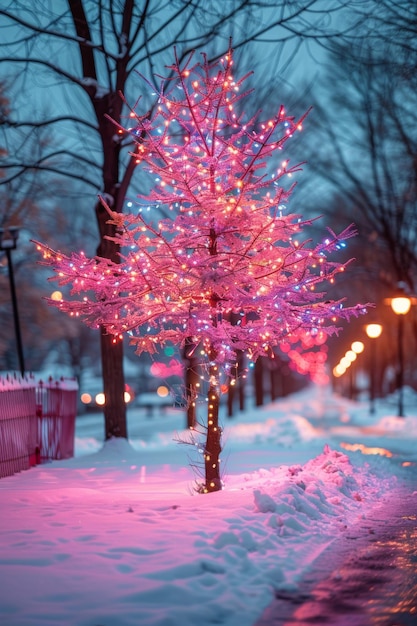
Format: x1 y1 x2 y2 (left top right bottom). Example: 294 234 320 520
365 323 383 339
390 296 411 316
351 341 364 354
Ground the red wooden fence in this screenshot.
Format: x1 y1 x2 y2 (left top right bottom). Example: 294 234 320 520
36 378 78 462
0 374 78 478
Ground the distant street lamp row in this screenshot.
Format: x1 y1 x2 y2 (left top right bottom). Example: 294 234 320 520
333 288 415 417
333 339 365 379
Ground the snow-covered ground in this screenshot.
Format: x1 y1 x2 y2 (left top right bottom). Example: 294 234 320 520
0 384 416 626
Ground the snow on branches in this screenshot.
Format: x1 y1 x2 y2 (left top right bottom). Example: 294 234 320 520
34 46 367 368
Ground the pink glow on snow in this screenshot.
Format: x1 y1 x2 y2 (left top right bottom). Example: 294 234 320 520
0 385 416 625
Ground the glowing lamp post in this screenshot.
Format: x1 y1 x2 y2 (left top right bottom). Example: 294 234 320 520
0 226 25 376
388 294 411 417
348 341 364 399
351 341 364 355
365 323 383 339
390 296 411 315
365 323 383 415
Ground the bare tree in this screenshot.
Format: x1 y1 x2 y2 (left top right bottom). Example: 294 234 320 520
0 0 360 439
349 0 417 71
293 2 417 390
306 45 417 294
0 172 98 373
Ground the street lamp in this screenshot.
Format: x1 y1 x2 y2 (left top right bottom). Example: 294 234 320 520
385 289 413 417
349 341 364 399
0 226 25 376
351 341 365 355
365 323 383 415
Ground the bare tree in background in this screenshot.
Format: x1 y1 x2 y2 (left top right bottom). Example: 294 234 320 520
351 0 417 72
0 168 98 373
298 0 417 296
0 85 76 371
294 0 417 391
0 0 360 440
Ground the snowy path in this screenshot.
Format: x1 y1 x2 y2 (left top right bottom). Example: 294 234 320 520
1 386 417 626
255 486 417 625
254 391 417 626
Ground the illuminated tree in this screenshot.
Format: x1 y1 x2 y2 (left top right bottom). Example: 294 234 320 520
35 47 367 492
1 0 360 443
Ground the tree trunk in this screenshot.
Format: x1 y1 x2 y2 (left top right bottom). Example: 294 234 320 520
67 0 131 440
183 337 198 429
238 350 245 412
270 354 280 402
185 359 199 429
203 349 222 493
227 359 237 418
96 194 127 440
204 210 222 491
254 357 264 406
226 351 246 417
100 331 127 439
